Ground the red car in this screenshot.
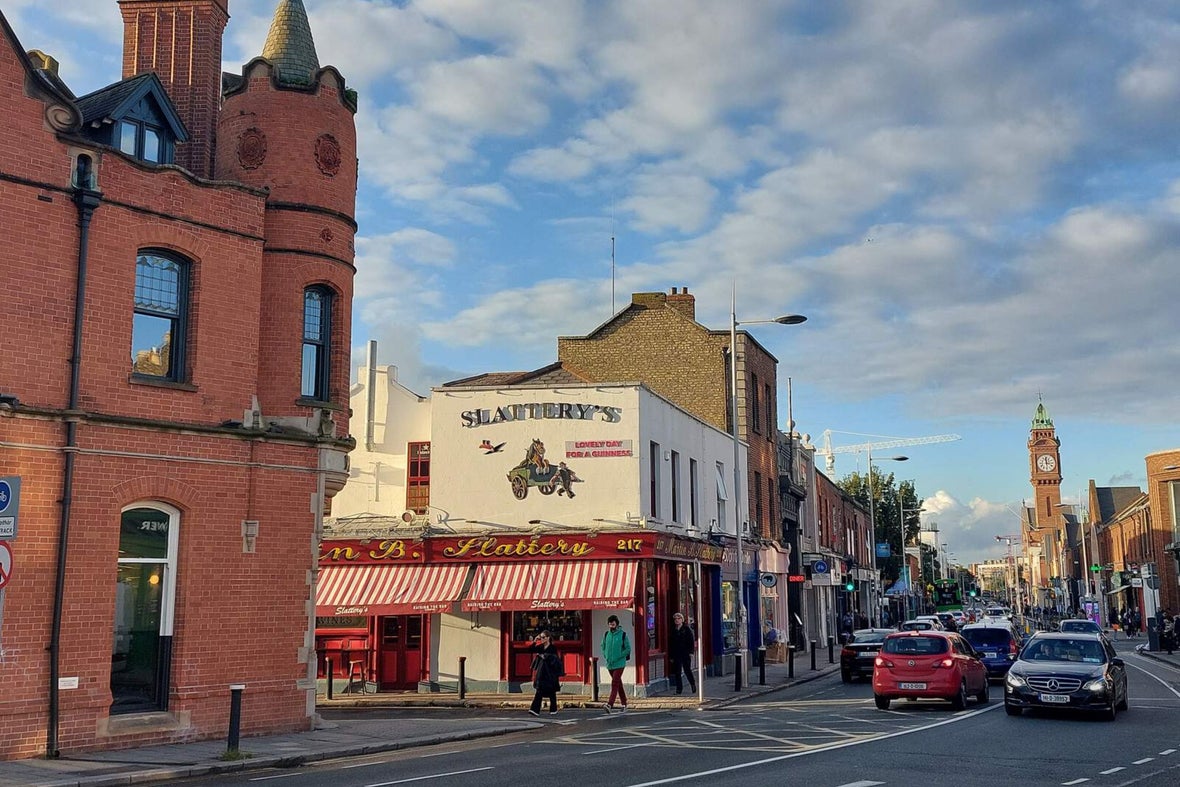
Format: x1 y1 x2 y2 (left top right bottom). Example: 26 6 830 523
872 630 990 710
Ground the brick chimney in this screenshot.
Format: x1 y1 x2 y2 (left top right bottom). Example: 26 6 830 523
666 286 696 320
118 0 229 179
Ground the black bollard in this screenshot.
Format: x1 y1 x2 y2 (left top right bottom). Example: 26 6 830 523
227 684 245 755
458 656 467 699
325 656 333 700
788 644 795 678
734 652 743 690
810 640 817 671
590 657 600 702
758 647 766 685
828 636 834 664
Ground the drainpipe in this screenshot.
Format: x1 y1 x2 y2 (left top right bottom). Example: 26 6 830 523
48 156 102 758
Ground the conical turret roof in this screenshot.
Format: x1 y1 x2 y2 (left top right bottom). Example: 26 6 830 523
261 0 320 86
1031 398 1053 428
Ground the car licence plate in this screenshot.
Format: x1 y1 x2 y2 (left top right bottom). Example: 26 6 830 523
982 652 997 658
899 682 926 690
1039 693 1070 704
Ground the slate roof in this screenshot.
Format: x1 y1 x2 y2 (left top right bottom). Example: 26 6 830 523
440 362 593 388
75 71 188 141
261 0 321 86
1094 486 1146 525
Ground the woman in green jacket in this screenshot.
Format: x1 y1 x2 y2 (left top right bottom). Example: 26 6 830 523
600 614 631 711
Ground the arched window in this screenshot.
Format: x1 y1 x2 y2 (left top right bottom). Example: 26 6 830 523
111 503 179 714
301 285 333 401
131 251 190 381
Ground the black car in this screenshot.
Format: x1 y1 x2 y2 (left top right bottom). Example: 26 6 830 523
840 628 894 683
1003 632 1128 720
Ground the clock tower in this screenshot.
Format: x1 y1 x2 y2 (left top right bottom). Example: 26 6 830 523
1028 399 1064 593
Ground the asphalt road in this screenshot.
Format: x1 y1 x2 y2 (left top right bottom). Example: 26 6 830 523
176 638 1180 787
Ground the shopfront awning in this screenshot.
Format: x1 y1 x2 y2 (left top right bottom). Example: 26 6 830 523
316 563 470 616
1106 585 1131 596
461 560 638 612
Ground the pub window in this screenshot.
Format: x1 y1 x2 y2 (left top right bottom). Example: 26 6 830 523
111 503 179 714
721 580 738 650
716 462 728 533
689 458 699 528
755 471 763 533
750 373 761 434
670 450 681 523
644 561 658 652
513 610 583 642
406 441 430 514
301 285 333 401
764 383 773 441
650 441 661 519
131 251 189 381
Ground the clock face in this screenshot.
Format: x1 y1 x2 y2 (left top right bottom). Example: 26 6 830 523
1036 454 1057 472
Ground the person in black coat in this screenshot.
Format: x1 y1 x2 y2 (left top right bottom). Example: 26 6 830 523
528 631 562 716
668 613 697 695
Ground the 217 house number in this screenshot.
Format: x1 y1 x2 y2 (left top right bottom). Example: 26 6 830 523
616 538 644 553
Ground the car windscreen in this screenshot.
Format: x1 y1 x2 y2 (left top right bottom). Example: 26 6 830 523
1023 638 1106 664
961 628 1012 648
1060 621 1098 633
852 631 889 644
899 621 933 630
883 636 948 655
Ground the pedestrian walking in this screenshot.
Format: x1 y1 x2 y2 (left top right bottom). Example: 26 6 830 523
1160 609 1176 655
668 612 697 695
601 614 631 712
527 631 562 716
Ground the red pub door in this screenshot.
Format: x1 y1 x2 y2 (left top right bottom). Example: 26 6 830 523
377 616 423 690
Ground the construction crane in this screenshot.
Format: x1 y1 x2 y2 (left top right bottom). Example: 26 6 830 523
819 430 962 475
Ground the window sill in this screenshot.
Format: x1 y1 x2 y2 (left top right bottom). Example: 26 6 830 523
296 397 346 411
129 375 198 392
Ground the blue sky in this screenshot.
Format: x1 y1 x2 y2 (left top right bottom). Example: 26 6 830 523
10 0 1180 567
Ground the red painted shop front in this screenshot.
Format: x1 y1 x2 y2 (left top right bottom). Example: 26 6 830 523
314 531 723 693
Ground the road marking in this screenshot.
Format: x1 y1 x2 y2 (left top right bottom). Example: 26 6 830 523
366 767 492 786
583 742 659 755
837 781 885 787
1161 749 1177 755
1133 757 1154 764
1099 767 1124 775
1125 659 1180 699
250 775 302 782
622 703 1000 786
1061 780 1088 785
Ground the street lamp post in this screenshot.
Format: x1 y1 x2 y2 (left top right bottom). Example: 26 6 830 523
729 284 806 689
899 503 925 623
865 448 907 627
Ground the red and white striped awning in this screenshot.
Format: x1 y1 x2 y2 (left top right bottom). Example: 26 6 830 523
461 560 638 612
316 564 469 616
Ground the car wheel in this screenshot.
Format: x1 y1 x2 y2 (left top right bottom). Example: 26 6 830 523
874 694 890 710
976 679 989 705
1102 700 1117 721
1116 687 1128 711
1004 701 1021 717
951 679 967 711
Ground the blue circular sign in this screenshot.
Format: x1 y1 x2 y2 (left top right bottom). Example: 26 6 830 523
0 480 10 513
812 559 829 574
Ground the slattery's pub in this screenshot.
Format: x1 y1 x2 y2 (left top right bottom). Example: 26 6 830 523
315 379 742 696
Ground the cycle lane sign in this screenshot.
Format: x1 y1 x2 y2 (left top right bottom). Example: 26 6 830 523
0 476 19 540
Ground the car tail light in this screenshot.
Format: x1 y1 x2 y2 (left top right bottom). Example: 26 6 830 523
932 658 954 669
841 647 855 658
1009 639 1019 655
875 656 893 668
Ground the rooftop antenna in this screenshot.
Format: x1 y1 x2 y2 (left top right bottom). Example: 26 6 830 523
610 205 616 315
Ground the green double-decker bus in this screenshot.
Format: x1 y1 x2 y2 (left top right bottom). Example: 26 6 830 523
933 579 962 612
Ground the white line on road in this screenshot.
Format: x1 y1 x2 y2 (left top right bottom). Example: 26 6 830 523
836 781 885 787
1125 658 1180 699
584 742 659 755
622 702 1000 786
1061 779 1088 785
366 767 493 786
1098 767 1124 775
1161 749 1177 755
1133 757 1155 764
250 775 303 782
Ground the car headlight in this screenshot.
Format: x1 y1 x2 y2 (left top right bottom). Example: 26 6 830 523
1083 676 1109 692
1005 671 1026 688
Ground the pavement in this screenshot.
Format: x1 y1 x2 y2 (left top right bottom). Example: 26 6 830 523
0 649 839 787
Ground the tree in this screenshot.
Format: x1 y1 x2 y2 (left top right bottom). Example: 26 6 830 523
838 469 922 591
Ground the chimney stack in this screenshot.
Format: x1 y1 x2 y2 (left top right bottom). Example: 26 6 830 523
666 286 695 320
118 0 230 179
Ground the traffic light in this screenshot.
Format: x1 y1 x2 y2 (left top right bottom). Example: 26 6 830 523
845 580 855 592
968 588 977 598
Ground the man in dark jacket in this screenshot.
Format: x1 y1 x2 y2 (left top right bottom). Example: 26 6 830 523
528 631 562 716
669 613 697 695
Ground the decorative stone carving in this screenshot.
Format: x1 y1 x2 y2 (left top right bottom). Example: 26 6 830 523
320 228 333 242
237 128 267 169
314 133 341 176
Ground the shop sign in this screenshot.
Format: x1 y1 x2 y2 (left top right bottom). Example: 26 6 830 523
437 534 597 561
653 533 724 563
787 574 807 583
319 539 425 565
460 402 623 428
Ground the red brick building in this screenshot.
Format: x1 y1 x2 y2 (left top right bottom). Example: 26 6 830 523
0 0 356 759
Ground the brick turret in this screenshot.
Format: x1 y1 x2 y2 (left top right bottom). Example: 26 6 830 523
118 0 228 178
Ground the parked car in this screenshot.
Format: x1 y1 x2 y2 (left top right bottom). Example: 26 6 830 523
960 620 1024 680
1003 632 1128 720
840 628 894 683
872 630 990 710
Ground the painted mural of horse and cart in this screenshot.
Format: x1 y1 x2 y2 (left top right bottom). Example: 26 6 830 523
507 439 581 500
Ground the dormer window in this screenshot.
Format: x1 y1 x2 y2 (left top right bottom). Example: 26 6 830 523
119 120 164 164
